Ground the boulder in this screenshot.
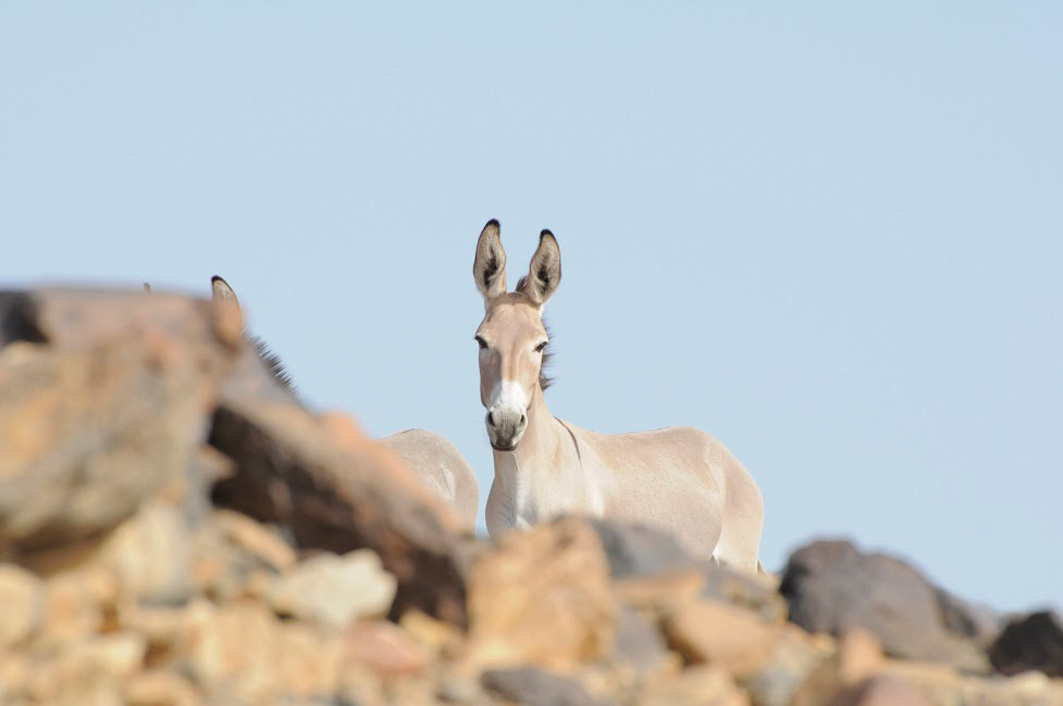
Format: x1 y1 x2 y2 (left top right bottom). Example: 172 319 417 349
779 540 989 672
482 666 615 706
269 549 397 628
987 610 1063 678
464 517 617 670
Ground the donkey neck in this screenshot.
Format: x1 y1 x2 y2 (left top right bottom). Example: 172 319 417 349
491 384 601 523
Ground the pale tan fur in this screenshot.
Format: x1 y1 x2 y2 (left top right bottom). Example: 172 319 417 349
208 276 479 528
472 221 764 571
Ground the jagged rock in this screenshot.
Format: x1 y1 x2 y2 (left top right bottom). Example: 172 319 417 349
464 517 617 670
0 564 45 648
988 610 1063 678
0 289 233 556
662 599 778 679
343 619 430 676
482 666 615 706
639 665 750 706
779 540 989 672
270 550 396 628
208 400 470 625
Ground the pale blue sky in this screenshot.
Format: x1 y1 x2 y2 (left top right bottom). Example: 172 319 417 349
2 3 1060 611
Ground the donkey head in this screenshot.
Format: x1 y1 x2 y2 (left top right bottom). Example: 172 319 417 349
472 219 561 451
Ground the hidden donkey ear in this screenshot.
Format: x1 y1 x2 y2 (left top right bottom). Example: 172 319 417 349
473 219 507 300
521 229 561 307
210 275 244 345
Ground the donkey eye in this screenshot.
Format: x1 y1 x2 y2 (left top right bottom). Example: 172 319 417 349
475 336 488 350
535 341 548 353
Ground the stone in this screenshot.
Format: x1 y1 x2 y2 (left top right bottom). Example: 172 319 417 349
702 562 788 624
343 620 430 676
38 567 119 649
97 501 193 605
640 665 750 706
615 570 707 611
836 676 932 706
183 600 342 703
779 539 989 671
613 607 670 676
662 599 777 679
211 508 296 572
124 670 205 706
0 564 45 648
208 399 470 625
743 623 831 706
790 628 886 706
482 666 615 706
589 518 698 580
464 517 617 670
988 610 1063 678
269 549 397 628
25 631 148 706
0 288 233 556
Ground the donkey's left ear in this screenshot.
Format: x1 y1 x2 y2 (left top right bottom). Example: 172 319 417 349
524 230 561 307
210 275 244 344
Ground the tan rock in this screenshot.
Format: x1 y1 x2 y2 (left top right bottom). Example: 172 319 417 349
124 670 205 706
741 623 830 706
212 508 296 572
0 564 45 648
640 665 751 706
38 567 118 649
836 676 932 706
791 628 886 706
26 631 147 706
183 600 342 703
97 501 193 604
269 549 397 628
399 608 463 655
615 570 707 611
344 620 430 676
662 599 777 679
464 517 617 670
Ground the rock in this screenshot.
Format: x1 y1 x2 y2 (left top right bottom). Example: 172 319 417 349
25 631 148 706
779 540 989 671
743 623 832 706
790 628 886 706
343 620 430 676
183 600 343 703
615 570 707 611
987 610 1063 678
836 676 933 706
662 599 777 679
482 666 615 706
208 399 470 625
97 501 193 605
269 549 396 628
211 509 296 572
589 519 698 580
702 562 788 624
464 517 617 670
0 288 233 556
0 564 45 648
613 607 670 676
38 567 119 649
639 665 750 706
399 608 463 656
124 669 205 706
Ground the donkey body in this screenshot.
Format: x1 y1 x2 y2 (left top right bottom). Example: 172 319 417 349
210 276 479 527
471 222 763 571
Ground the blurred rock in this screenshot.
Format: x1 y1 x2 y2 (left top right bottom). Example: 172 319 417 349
836 676 932 706
482 666 614 706
988 610 1063 678
344 619 430 676
640 665 750 706
589 518 698 579
662 599 777 679
702 562 787 624
613 607 670 677
269 549 396 628
779 540 989 672
0 564 45 648
742 624 832 706
208 399 470 625
0 289 231 556
464 517 617 670
124 669 205 706
790 628 885 706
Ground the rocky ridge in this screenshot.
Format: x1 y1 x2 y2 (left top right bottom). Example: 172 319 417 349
0 286 1060 706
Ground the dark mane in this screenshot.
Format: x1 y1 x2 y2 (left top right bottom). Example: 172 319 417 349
250 334 299 400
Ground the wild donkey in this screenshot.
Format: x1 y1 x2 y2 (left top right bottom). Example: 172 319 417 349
209 276 479 527
472 220 764 571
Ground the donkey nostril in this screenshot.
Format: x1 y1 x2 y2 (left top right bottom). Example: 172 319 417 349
519 413 527 427
488 411 498 427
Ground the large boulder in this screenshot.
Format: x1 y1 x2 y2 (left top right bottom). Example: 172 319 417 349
779 540 989 672
988 611 1063 678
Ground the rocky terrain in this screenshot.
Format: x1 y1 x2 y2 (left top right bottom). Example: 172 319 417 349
0 286 1060 706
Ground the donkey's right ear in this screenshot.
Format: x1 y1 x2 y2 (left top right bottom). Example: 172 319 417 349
210 275 244 343
473 219 507 299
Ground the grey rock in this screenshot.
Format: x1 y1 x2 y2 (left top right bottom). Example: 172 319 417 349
587 518 697 579
482 667 614 706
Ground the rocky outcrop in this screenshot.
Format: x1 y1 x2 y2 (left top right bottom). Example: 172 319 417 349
1 285 1061 706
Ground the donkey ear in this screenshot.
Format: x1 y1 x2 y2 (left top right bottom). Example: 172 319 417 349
210 275 244 339
473 219 507 299
523 230 561 306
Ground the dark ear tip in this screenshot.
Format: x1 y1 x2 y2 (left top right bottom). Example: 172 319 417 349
486 218 500 228
540 229 558 244
211 275 225 285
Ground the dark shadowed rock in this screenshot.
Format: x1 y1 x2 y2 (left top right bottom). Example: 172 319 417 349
703 562 787 624
0 288 232 556
779 540 989 672
588 519 697 579
207 398 470 626
987 610 1063 678
482 667 614 706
